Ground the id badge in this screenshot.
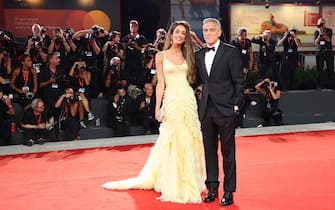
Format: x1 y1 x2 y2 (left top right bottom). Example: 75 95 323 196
320 41 326 45
52 83 59 89
33 63 41 73
79 88 86 93
55 52 61 57
241 49 247 54
288 48 293 53
263 52 267 57
5 79 10 84
22 86 30 91
86 51 93 57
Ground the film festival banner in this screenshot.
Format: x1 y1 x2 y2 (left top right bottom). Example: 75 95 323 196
230 3 322 49
3 0 120 39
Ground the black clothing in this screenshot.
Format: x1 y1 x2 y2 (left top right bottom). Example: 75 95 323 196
121 34 147 86
195 42 244 193
281 38 300 89
251 37 277 79
314 28 334 88
0 100 11 145
136 94 159 133
231 38 252 69
21 107 57 142
13 68 35 107
59 99 80 140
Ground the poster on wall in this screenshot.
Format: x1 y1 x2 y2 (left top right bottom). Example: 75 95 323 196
170 0 220 40
3 0 120 39
230 3 321 49
322 5 335 46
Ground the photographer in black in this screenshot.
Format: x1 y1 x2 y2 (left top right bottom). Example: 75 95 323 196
102 31 124 73
314 18 334 89
122 20 148 87
62 28 78 73
142 43 158 87
107 86 133 137
10 55 38 108
69 61 95 128
0 87 15 146
73 25 102 98
105 57 127 99
251 30 277 80
136 83 159 134
0 48 13 94
25 24 50 51
231 27 254 79
278 29 301 90
21 98 57 146
255 78 282 126
24 33 48 74
153 28 166 51
0 29 18 66
55 88 80 141
48 27 71 64
39 53 68 121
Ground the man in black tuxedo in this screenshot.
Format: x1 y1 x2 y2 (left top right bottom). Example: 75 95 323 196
195 18 244 206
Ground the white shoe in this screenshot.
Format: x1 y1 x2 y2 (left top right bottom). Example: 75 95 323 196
88 112 95 121
80 121 87 128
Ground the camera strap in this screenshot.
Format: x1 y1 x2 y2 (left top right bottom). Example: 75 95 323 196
54 42 61 52
78 77 84 87
34 111 42 124
22 71 30 86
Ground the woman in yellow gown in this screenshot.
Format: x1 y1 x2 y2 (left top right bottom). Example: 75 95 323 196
102 21 205 204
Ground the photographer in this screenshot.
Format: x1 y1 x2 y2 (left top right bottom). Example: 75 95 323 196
39 53 68 120
105 57 127 99
314 18 334 89
136 83 159 134
0 88 15 146
48 27 71 63
0 29 18 65
69 61 95 128
122 20 148 87
24 31 48 74
10 55 38 108
73 25 102 98
102 31 124 72
251 30 277 81
255 78 282 126
231 28 253 79
142 44 158 87
0 49 12 94
21 98 57 146
25 24 50 50
278 29 301 90
55 88 80 141
107 86 133 137
153 28 166 51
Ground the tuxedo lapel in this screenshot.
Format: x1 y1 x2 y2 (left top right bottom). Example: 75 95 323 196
209 42 224 78
199 49 209 79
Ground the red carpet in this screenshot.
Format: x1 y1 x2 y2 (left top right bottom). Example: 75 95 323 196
1 130 335 210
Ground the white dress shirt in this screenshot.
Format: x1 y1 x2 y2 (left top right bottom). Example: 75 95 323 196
205 39 221 76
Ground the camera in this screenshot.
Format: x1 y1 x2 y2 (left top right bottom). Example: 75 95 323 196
111 63 119 71
261 82 270 90
195 89 202 97
41 26 48 37
0 31 5 38
64 28 73 40
90 25 104 39
159 33 166 41
145 47 158 56
31 35 42 46
26 92 34 100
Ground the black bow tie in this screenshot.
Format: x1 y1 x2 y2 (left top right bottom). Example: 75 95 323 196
205 46 215 52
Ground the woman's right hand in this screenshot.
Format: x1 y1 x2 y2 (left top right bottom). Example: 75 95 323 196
155 108 162 122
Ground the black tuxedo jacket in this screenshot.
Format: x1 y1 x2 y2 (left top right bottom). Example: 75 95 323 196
195 41 244 121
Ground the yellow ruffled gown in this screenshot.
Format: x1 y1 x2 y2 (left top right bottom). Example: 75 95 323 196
102 52 205 204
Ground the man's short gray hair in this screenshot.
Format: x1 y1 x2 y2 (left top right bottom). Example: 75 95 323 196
31 98 43 110
203 18 222 31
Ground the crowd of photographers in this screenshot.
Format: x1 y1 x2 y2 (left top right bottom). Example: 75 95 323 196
0 17 333 146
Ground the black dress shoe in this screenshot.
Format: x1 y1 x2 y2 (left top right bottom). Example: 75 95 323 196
25 139 34 146
220 191 233 206
204 189 218 203
35 138 45 145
